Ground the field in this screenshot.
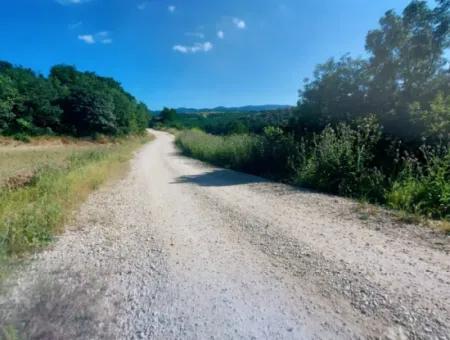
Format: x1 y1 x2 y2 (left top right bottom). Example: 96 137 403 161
0 135 150 278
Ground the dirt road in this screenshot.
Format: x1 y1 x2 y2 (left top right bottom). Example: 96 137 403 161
1 130 449 339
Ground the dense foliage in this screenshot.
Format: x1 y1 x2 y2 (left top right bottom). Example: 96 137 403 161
0 62 150 137
172 1 449 220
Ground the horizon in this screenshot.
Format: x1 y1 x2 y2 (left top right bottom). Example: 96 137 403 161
1 0 412 110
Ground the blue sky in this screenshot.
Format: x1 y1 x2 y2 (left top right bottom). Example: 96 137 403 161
0 0 412 110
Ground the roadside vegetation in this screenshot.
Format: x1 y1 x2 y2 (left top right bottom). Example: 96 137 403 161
0 135 150 278
0 61 152 275
167 0 449 222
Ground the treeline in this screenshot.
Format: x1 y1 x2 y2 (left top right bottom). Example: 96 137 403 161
174 0 450 220
0 62 150 137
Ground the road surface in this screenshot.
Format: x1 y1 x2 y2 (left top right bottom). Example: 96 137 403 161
1 130 449 339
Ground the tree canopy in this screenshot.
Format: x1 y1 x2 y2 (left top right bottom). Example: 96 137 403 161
295 0 449 141
0 63 151 136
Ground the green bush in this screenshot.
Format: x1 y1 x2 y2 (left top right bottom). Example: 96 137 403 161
175 122 449 221
294 117 385 200
258 126 300 178
387 145 449 219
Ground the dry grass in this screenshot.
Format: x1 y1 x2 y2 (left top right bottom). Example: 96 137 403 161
0 134 150 279
0 145 109 189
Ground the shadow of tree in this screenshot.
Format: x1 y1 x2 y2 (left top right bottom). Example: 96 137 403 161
172 169 267 187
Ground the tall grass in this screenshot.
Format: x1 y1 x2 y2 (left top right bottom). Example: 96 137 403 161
0 135 149 265
386 145 449 219
175 126 449 222
176 129 260 170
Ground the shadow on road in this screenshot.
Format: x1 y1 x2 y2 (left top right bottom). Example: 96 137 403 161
172 169 267 187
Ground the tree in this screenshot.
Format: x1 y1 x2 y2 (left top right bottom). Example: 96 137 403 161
0 74 18 133
297 56 371 130
0 61 151 136
63 85 117 135
135 102 151 132
411 93 450 140
295 0 449 140
160 107 177 123
365 0 449 135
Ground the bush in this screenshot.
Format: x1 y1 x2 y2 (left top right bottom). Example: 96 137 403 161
387 145 450 219
258 126 300 178
294 117 385 200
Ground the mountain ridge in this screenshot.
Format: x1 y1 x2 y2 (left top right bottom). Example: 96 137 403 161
171 104 293 114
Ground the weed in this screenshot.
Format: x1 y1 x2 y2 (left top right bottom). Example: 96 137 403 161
0 135 149 264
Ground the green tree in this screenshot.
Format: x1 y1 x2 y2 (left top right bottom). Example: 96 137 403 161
161 107 177 123
365 0 449 135
297 56 371 131
411 93 450 140
0 74 18 133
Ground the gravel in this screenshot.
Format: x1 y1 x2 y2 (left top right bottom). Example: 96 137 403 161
1 129 449 339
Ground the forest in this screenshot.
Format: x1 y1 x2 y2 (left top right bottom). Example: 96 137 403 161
0 62 150 138
163 0 450 220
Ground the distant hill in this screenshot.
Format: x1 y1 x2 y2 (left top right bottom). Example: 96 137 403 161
173 105 293 114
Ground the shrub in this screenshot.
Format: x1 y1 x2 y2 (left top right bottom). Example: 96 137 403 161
387 144 450 219
294 117 385 200
258 126 300 178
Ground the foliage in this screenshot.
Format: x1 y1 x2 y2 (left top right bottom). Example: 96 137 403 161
387 144 449 219
162 0 450 220
160 107 178 123
294 117 385 200
295 0 449 140
176 129 260 170
0 135 149 261
411 93 450 140
258 126 300 178
0 62 151 137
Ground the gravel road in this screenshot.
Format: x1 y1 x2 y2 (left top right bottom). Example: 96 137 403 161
1 130 449 339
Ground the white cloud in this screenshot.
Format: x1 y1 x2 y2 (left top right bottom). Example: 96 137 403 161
78 31 112 45
185 32 205 39
57 0 91 5
173 45 188 53
69 21 82 29
96 31 112 44
168 5 176 13
233 18 246 29
217 30 224 39
173 41 213 54
78 34 95 44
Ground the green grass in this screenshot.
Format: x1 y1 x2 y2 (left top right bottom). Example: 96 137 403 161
175 128 449 225
0 134 149 279
386 146 449 220
176 129 260 170
0 144 109 188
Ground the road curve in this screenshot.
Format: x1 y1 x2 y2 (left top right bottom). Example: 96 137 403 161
1 130 449 339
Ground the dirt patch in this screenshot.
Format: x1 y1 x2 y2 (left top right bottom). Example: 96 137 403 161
2 170 36 190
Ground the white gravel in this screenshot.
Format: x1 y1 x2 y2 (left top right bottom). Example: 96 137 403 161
1 129 449 339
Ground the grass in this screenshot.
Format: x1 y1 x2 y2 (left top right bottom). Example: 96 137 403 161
175 129 260 170
0 134 150 279
175 128 449 227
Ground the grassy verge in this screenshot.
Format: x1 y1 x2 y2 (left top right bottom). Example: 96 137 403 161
0 134 150 279
175 129 260 170
175 128 449 227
